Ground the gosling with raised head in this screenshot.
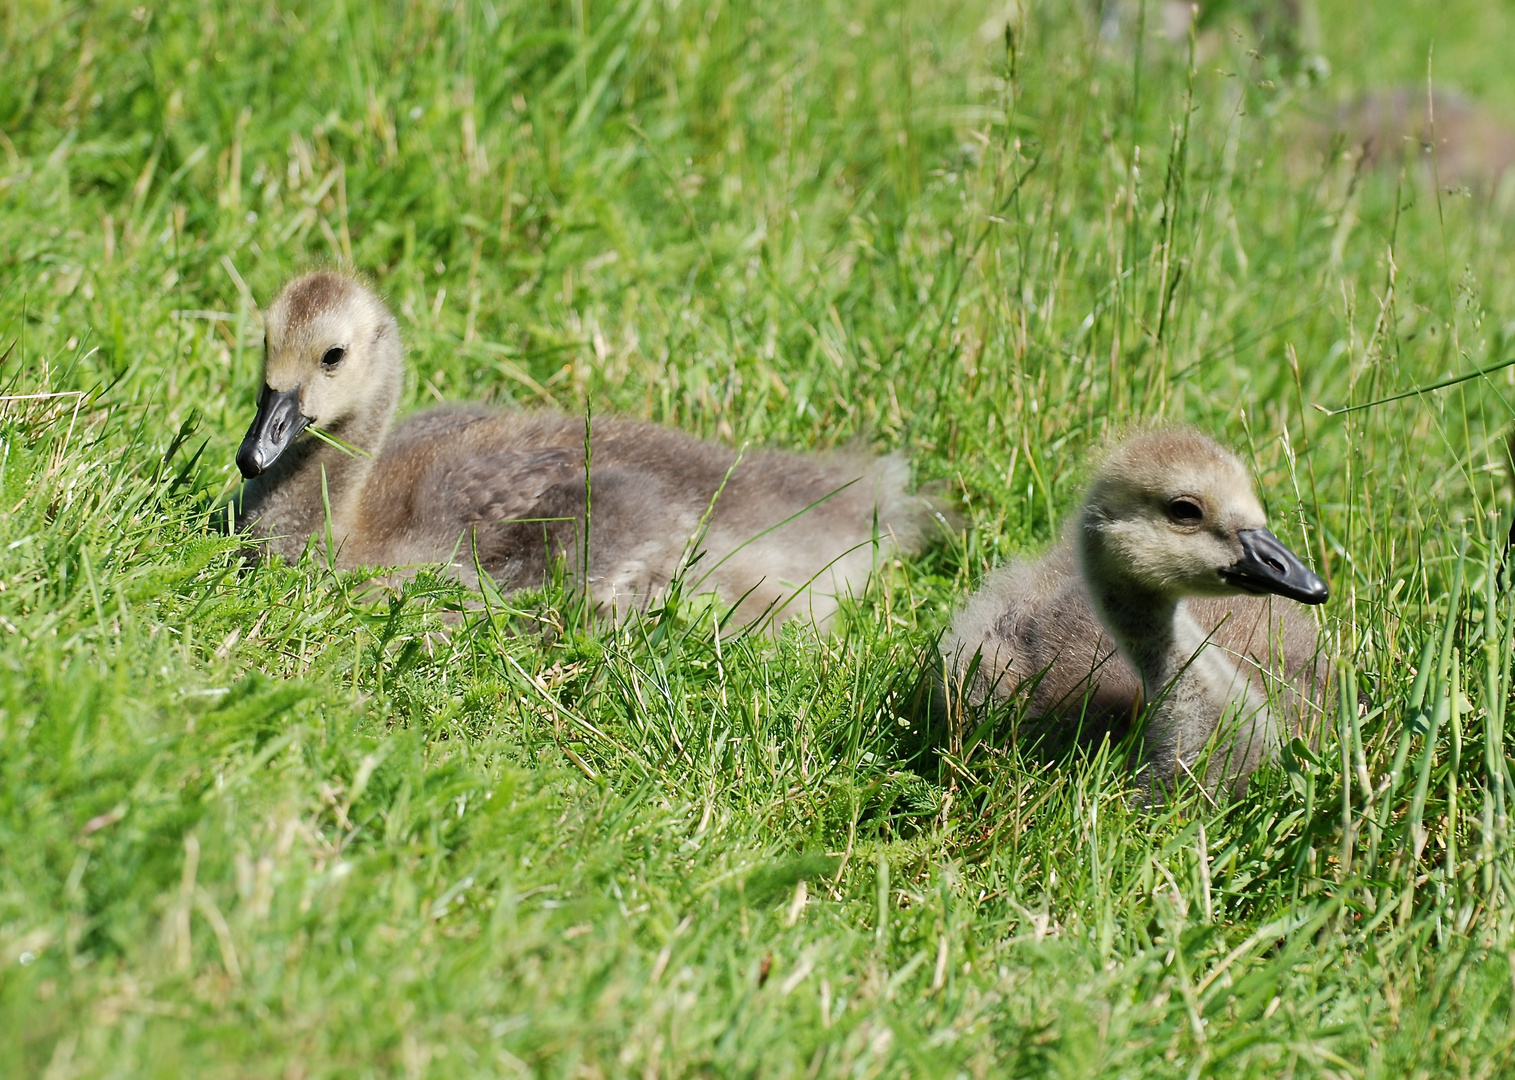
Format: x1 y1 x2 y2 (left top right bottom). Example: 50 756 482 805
943 430 1329 798
232 271 938 626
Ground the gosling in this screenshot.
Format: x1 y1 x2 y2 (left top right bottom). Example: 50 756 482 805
232 271 939 626
942 429 1330 799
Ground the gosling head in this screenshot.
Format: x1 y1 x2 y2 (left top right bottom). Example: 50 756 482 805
1077 430 1328 606
237 271 402 478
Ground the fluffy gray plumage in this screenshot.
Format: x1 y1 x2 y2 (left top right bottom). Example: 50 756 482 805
942 429 1331 798
232 271 941 627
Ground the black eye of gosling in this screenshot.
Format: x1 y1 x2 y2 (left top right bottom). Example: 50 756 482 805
321 345 347 369
1166 498 1203 525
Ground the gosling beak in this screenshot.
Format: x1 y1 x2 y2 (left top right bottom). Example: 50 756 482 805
1220 527 1329 605
237 385 311 478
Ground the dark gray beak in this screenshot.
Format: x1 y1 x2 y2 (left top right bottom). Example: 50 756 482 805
1220 527 1329 605
237 385 311 478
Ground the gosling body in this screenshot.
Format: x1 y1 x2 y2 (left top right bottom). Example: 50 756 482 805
943 430 1329 797
234 272 936 626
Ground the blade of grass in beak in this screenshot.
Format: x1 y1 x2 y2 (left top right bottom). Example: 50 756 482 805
307 425 374 459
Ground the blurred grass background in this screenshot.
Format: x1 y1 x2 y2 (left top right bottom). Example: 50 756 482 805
6 0 1515 1074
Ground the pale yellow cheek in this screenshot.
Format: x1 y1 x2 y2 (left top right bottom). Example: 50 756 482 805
263 359 305 392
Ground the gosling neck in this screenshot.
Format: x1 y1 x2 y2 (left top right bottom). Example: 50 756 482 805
236 384 398 563
1075 519 1201 694
1077 517 1271 796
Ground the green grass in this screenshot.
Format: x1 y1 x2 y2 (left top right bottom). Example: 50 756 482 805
6 0 1515 1074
